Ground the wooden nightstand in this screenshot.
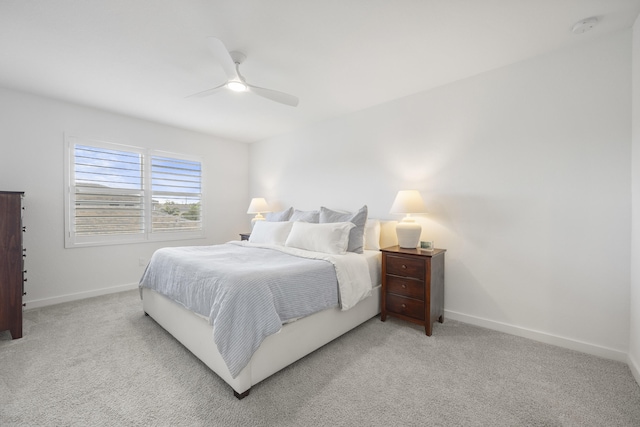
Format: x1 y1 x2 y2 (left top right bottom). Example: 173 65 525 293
239 233 251 241
380 246 446 336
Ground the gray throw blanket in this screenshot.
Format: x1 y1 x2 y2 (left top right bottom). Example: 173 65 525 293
139 243 339 378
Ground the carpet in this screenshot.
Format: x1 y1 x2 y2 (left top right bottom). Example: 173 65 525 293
1 290 639 426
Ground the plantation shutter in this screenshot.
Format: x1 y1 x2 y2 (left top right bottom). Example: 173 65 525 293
72 144 145 237
151 155 202 233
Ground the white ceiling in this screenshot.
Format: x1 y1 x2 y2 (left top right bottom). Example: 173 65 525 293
1 1 639 143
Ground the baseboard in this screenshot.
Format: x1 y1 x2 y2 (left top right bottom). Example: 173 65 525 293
629 352 640 387
24 283 139 309
445 310 628 363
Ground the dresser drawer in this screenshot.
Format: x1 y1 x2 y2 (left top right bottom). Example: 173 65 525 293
385 293 425 320
386 275 424 300
386 254 425 280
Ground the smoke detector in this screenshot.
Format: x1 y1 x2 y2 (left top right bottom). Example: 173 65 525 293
572 17 598 34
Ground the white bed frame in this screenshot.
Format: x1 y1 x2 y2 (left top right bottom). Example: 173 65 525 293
142 285 380 398
141 221 397 399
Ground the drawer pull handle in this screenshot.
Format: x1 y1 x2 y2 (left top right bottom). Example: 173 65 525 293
401 284 406 289
401 304 406 308
402 265 407 269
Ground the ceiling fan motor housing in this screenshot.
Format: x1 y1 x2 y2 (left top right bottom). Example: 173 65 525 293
229 51 246 64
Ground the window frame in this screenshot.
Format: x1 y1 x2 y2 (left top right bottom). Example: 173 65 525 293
64 135 205 248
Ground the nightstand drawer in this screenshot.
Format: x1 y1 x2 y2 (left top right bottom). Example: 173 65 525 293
386 275 424 300
385 294 425 320
386 255 425 280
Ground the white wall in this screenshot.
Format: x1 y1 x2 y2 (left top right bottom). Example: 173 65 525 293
630 15 640 384
0 87 249 307
251 30 632 360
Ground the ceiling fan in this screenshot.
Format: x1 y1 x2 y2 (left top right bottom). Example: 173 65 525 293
188 37 299 107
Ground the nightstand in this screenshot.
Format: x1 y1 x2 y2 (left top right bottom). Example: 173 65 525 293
239 233 251 241
380 246 446 336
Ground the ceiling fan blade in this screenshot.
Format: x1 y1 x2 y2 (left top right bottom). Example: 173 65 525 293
247 84 299 107
185 82 227 98
207 37 239 81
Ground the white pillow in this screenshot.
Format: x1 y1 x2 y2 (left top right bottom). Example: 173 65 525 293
248 221 293 246
363 218 381 250
285 221 355 254
319 205 368 254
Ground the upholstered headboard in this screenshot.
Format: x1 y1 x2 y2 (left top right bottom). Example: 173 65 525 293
379 220 398 249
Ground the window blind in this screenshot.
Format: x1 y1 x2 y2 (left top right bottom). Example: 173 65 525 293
65 136 204 248
151 156 202 233
73 144 144 236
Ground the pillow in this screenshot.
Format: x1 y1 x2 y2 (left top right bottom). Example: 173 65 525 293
363 218 381 251
248 221 293 246
319 205 368 254
265 207 293 222
285 221 355 254
289 209 319 223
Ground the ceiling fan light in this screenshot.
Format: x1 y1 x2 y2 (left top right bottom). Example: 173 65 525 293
227 80 247 92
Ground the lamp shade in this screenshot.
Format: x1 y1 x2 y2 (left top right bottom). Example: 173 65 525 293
389 190 426 214
247 198 270 214
390 190 426 248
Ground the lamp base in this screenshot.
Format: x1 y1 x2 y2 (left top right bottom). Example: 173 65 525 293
396 219 421 248
251 214 266 229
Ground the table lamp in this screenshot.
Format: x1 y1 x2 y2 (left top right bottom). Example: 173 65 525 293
389 190 426 248
247 198 271 228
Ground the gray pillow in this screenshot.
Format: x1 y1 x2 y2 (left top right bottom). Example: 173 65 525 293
319 205 368 254
289 209 320 223
265 207 293 222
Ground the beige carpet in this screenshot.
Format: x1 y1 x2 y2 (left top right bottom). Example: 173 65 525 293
1 290 639 426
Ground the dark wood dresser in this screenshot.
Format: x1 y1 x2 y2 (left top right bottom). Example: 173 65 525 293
0 191 25 339
381 246 446 336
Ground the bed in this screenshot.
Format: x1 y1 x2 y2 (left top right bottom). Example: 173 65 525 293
140 211 397 399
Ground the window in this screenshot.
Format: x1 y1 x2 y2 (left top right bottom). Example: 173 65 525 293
151 155 202 233
65 136 203 248
72 144 145 239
